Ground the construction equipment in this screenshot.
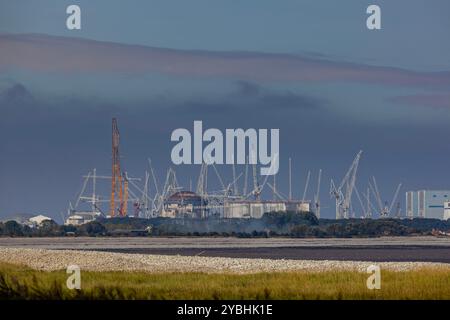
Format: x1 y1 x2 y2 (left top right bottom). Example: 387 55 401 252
272 173 277 200
288 157 292 201
330 150 363 219
110 118 127 217
354 185 374 218
394 202 401 218
252 161 261 200
389 183 402 217
243 156 249 196
122 178 129 216
366 187 372 218
302 170 311 203
232 163 238 196
314 169 322 218
369 176 384 216
196 163 208 197
369 177 402 218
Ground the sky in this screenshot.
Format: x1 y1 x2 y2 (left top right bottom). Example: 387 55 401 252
0 0 449 221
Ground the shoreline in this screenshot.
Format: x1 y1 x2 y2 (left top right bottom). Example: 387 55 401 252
0 247 449 274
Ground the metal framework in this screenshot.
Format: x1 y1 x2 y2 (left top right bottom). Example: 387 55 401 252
110 118 127 217
330 150 362 219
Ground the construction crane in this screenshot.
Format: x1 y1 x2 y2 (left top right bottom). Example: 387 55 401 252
196 163 208 197
267 182 287 200
243 156 249 196
369 176 384 216
353 186 367 218
369 177 402 218
110 118 127 217
314 169 322 218
252 161 261 200
232 163 238 196
330 150 363 219
272 173 277 200
389 183 402 217
302 170 311 203
366 187 372 218
288 157 292 201
122 178 129 216
140 171 150 218
394 202 401 218
162 167 180 198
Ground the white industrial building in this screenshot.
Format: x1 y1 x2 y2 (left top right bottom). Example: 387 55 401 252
223 200 310 219
444 201 450 220
65 211 101 226
29 214 53 227
223 201 286 219
160 191 312 219
2 214 53 228
406 190 450 220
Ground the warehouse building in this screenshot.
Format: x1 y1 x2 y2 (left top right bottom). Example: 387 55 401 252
406 190 450 220
223 200 310 219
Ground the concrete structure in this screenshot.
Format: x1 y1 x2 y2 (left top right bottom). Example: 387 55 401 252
65 211 101 226
162 191 311 219
29 215 52 227
223 201 287 219
406 190 450 220
444 201 450 220
223 200 310 219
162 191 206 218
285 201 310 213
2 213 54 227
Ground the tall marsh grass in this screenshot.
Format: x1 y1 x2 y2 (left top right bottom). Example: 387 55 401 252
0 263 449 300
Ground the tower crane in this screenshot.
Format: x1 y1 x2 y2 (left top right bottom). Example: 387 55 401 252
389 183 402 217
302 170 311 203
369 177 402 218
330 150 363 219
110 118 128 217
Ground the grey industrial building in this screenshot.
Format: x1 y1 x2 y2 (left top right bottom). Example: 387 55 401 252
161 191 311 219
406 190 450 220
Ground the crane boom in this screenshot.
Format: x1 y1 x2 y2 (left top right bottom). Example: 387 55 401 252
388 183 402 214
314 169 322 218
330 150 362 219
302 170 311 202
110 118 126 217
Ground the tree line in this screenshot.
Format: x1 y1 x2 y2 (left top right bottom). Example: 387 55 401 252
0 212 449 237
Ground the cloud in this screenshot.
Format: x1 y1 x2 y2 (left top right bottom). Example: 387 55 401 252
1 33 450 88
390 93 450 109
153 81 325 115
0 82 35 106
234 81 323 110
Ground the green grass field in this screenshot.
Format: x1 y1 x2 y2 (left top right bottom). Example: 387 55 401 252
0 263 449 300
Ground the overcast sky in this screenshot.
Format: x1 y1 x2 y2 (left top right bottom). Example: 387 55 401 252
0 0 449 221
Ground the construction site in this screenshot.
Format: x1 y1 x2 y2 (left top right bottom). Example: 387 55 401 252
65 118 407 225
